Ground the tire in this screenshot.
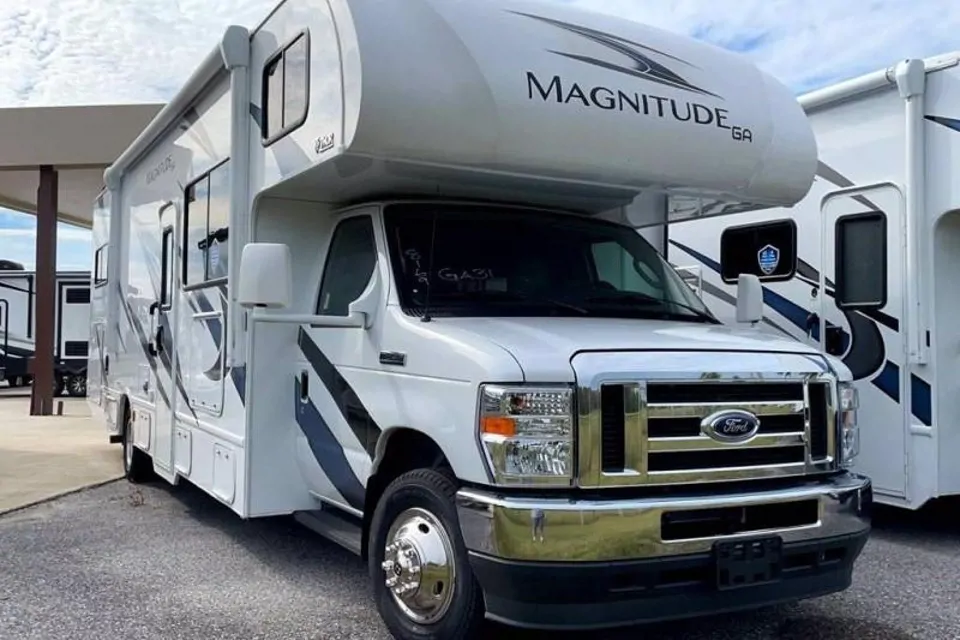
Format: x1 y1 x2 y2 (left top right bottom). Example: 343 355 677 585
368 468 485 640
8 376 22 388
122 406 154 484
66 374 87 398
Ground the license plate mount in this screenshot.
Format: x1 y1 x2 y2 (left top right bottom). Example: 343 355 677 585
714 536 783 591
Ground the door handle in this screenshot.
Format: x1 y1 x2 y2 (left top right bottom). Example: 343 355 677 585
299 369 309 401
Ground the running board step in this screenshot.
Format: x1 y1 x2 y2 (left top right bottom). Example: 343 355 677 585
294 508 363 556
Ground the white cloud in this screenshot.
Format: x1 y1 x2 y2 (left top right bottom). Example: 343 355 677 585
1 0 958 263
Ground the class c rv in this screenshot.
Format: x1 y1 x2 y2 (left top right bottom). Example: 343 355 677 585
0 261 90 396
87 0 873 637
668 51 960 512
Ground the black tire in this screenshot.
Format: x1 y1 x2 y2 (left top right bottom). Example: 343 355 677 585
368 468 485 640
122 406 154 484
8 376 22 388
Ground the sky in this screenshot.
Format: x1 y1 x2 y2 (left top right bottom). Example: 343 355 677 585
1 0 958 271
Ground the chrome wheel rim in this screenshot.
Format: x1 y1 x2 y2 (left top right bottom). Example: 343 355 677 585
69 376 85 396
124 427 133 469
381 507 456 624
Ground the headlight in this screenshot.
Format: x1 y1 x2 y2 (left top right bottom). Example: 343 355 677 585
477 384 574 486
838 381 859 466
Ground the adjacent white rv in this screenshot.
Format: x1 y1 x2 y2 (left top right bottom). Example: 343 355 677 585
668 51 960 512
88 0 872 636
0 264 91 396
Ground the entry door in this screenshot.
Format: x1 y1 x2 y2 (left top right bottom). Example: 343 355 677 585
818 183 907 498
149 203 179 472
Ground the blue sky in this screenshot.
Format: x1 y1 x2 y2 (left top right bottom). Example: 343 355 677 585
2 0 959 271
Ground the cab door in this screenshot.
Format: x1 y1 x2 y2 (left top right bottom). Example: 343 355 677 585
293 209 385 513
818 182 907 499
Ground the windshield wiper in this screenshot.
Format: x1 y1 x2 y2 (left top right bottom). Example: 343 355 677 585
584 291 719 324
433 290 590 314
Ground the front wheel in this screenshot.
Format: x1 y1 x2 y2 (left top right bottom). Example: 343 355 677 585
368 468 485 640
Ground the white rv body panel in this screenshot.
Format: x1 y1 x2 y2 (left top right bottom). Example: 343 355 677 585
93 0 824 521
668 52 960 509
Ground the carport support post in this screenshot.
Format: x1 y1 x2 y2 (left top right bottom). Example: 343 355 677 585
30 165 58 416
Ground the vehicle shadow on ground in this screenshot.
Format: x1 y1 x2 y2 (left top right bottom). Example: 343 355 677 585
146 477 939 640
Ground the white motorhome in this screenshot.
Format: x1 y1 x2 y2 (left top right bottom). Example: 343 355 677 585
88 0 872 636
668 52 960 512
0 263 91 396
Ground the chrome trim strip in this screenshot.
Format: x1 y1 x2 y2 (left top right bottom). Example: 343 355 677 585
455 472 872 562
648 400 805 419
648 432 806 452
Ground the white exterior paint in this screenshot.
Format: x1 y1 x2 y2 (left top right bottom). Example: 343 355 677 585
668 51 960 511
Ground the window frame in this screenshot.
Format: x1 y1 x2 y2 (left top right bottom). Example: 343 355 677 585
261 29 311 147
835 210 887 310
314 214 378 317
93 243 109 288
182 158 230 292
719 218 798 284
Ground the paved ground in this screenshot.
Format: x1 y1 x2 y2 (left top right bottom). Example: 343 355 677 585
1 478 958 640
0 395 121 514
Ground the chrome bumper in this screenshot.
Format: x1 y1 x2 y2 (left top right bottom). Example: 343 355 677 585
456 472 871 562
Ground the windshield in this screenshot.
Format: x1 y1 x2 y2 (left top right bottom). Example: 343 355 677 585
382 203 717 322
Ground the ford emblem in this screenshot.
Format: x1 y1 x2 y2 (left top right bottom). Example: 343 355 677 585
701 410 761 443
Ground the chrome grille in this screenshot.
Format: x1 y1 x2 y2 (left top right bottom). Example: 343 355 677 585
573 353 838 489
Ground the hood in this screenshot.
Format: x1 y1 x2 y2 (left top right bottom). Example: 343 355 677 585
422 316 828 382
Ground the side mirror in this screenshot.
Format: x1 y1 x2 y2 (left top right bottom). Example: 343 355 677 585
735 273 763 324
238 243 292 309
347 266 382 330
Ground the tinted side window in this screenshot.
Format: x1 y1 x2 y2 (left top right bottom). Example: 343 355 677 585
836 211 886 309
720 219 797 283
316 216 377 316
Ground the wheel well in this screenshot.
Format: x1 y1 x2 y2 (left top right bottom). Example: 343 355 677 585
361 428 453 559
117 394 131 433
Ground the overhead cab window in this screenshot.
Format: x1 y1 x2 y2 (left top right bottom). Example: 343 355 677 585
720 219 797 283
835 211 887 309
262 31 310 145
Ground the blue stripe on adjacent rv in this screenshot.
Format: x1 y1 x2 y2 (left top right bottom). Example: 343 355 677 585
669 239 932 425
293 375 366 512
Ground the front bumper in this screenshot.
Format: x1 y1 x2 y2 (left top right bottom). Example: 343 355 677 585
456 471 872 630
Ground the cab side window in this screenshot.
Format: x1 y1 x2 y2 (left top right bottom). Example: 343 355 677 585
316 216 377 316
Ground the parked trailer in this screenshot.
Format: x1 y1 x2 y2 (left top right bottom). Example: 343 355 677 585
88 0 872 637
667 51 960 512
0 265 90 396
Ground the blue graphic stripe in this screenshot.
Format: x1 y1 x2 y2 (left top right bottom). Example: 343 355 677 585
668 239 932 425
926 115 960 133
911 376 932 427
293 376 365 511
873 362 900 403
